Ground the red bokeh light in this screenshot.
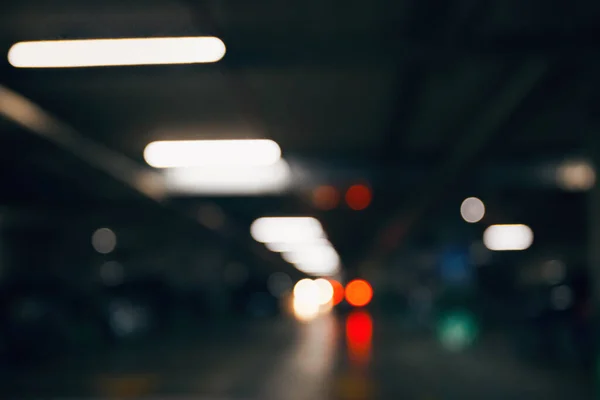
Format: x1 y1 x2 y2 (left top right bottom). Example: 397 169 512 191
329 279 345 305
312 185 340 210
345 279 373 307
345 184 372 211
346 310 373 366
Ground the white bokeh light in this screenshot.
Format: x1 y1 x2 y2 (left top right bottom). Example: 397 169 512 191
9 37 226 68
460 197 485 223
283 244 340 276
253 217 341 276
164 159 290 196
251 217 325 244
91 228 117 254
483 224 533 251
556 159 595 191
293 279 320 302
292 279 322 322
314 278 334 305
292 295 320 322
144 139 281 169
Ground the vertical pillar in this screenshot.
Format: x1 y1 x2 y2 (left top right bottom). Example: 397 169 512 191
0 211 10 282
588 133 600 309
586 114 600 371
0 228 4 281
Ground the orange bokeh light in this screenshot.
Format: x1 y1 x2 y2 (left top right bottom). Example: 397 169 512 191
345 279 373 307
312 185 340 210
329 279 345 305
345 184 372 211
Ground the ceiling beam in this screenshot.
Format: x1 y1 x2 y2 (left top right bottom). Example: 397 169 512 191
287 156 569 190
0 84 165 201
218 31 600 68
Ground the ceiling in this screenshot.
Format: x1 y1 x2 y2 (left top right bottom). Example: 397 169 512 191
0 0 599 282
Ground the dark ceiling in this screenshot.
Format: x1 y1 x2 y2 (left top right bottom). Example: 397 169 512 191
1 0 599 283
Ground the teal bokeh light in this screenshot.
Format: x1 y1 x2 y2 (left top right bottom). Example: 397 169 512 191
436 310 479 351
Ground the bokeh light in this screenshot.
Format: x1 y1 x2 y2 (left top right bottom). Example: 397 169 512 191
251 217 324 244
165 159 290 195
436 310 478 352
314 278 334 305
483 224 533 251
282 243 340 276
345 279 373 307
346 310 373 366
9 37 227 68
92 228 117 254
312 185 340 210
293 279 319 301
329 279 345 305
292 279 322 322
265 242 291 252
345 184 372 211
144 139 280 169
292 296 320 322
557 159 595 191
252 217 341 276
460 197 485 223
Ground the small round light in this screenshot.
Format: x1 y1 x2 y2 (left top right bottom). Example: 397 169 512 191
293 279 319 302
557 159 595 191
91 228 117 254
460 197 485 223
329 279 345 305
345 279 373 307
314 278 334 305
312 185 340 210
345 185 372 211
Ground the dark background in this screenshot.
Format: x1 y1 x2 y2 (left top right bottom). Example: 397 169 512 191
0 1 599 398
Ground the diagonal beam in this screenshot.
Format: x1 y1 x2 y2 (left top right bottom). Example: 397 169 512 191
363 59 549 269
0 84 165 201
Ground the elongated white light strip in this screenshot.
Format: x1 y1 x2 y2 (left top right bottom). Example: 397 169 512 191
483 224 533 251
265 238 331 253
8 37 226 68
251 217 340 276
282 243 339 266
144 139 281 169
163 159 290 195
294 259 340 276
251 217 325 244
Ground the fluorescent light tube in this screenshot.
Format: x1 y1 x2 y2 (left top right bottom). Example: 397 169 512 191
8 37 226 68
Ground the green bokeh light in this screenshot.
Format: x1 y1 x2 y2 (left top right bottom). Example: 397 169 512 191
436 310 479 351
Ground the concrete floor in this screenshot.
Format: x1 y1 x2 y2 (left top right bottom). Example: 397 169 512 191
1 312 592 399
